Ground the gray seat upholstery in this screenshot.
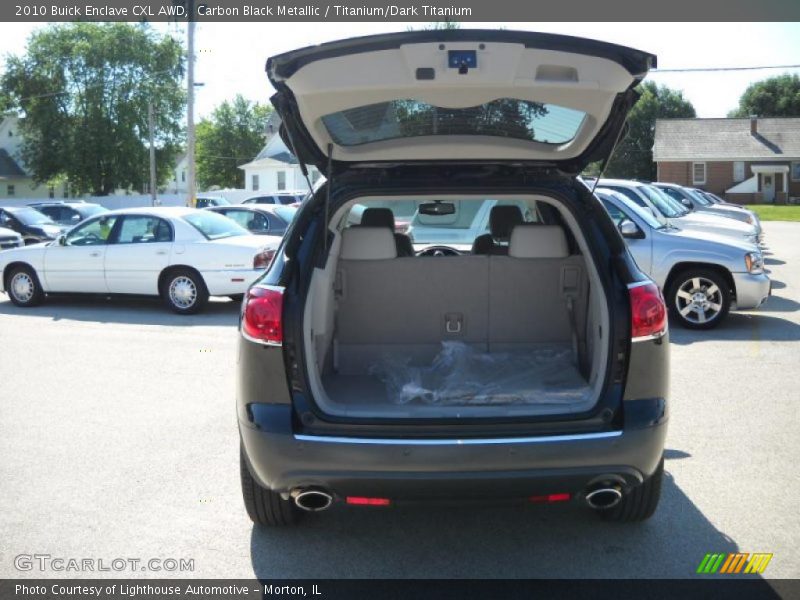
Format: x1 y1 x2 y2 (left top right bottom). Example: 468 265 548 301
361 207 415 257
334 224 587 372
471 205 524 255
488 225 587 346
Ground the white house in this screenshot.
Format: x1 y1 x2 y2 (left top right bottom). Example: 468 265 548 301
0 115 65 200
238 115 321 194
169 153 188 195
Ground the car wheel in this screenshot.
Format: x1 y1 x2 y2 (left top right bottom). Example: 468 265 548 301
161 268 209 315
240 443 300 526
6 265 44 307
599 458 663 523
666 269 730 330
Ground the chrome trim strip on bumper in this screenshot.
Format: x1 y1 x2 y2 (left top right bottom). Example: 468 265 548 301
294 430 623 446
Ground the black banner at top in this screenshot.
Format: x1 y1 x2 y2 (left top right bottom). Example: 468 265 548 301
3 0 800 22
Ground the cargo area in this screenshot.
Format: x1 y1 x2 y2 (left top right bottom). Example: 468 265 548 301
302 196 611 419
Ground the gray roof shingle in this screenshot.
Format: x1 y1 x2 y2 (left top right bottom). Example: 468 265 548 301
0 149 26 178
653 117 800 161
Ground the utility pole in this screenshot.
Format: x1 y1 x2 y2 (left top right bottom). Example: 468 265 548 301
148 100 157 206
186 3 196 208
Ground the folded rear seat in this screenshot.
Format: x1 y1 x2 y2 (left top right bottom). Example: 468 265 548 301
488 225 588 351
335 227 489 374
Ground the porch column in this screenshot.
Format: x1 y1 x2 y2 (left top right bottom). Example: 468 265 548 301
785 172 789 193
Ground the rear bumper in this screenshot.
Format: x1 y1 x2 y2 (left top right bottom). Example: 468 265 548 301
200 268 262 296
239 401 668 502
732 271 771 310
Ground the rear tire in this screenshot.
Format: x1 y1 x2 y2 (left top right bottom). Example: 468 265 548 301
599 458 663 523
240 444 299 526
160 268 208 315
6 265 44 307
666 268 730 330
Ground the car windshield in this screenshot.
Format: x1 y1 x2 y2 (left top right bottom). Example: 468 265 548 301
12 208 57 226
649 186 690 216
78 205 109 217
183 211 249 240
277 195 297 205
600 192 664 230
273 206 298 223
349 198 539 247
686 188 712 206
639 185 686 218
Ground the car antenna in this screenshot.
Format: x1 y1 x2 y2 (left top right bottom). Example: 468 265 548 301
590 120 628 196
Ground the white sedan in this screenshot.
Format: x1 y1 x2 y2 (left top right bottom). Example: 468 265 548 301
0 207 281 314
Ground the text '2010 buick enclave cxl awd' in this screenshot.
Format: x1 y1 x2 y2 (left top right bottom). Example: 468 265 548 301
237 30 669 525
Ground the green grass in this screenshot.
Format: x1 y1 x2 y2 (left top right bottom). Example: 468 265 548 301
745 205 800 222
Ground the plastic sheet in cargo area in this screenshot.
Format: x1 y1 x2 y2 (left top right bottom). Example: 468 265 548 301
368 341 592 406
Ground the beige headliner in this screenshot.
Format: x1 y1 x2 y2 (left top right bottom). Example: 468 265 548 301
283 42 636 162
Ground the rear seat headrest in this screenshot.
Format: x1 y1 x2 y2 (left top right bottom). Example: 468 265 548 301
340 227 398 260
361 207 395 229
509 225 569 259
489 205 524 240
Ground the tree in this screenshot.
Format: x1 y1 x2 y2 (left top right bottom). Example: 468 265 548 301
729 74 800 118
195 95 272 190
603 81 696 181
1 23 185 196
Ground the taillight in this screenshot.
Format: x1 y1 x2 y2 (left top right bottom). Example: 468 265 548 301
241 286 283 346
629 281 667 341
253 248 276 270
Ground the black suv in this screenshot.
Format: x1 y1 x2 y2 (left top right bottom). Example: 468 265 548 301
237 31 669 526
28 201 108 228
0 206 63 244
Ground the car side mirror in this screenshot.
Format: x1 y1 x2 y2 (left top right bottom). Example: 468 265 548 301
680 198 692 207
619 219 643 239
57 234 67 246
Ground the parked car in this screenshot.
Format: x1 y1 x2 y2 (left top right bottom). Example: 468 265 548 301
28 201 109 228
653 183 760 231
238 30 669 526
0 207 281 314
0 207 63 245
195 196 231 208
205 205 298 237
0 226 23 251
242 194 299 206
596 188 770 329
596 179 761 245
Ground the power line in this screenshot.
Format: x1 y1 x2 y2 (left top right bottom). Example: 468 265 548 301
653 64 800 73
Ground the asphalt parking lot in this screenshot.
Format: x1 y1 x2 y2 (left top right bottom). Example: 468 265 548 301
1 221 798 580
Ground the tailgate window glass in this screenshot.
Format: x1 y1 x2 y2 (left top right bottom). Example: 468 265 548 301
321 99 586 147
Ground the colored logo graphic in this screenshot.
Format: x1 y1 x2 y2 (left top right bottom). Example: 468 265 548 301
697 553 773 574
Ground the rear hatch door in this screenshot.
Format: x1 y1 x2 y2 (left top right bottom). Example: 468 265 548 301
267 30 656 173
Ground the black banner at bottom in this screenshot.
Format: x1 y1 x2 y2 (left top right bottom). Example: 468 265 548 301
1 579 797 600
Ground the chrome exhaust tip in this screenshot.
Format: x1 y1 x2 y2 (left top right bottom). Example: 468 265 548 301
291 488 333 512
585 486 623 510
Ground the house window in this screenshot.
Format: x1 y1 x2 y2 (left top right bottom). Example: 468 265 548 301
181 170 186 182
48 185 55 198
791 162 800 182
63 183 69 198
8 130 12 137
7 184 14 196
277 171 286 190
733 161 745 182
692 162 706 185
252 174 259 191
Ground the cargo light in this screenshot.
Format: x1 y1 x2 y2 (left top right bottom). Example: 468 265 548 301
629 281 667 342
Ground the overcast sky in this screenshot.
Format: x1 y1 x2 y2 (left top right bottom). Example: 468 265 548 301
1 22 799 119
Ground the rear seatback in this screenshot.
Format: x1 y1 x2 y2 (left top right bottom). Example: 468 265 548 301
333 225 587 372
488 225 588 349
